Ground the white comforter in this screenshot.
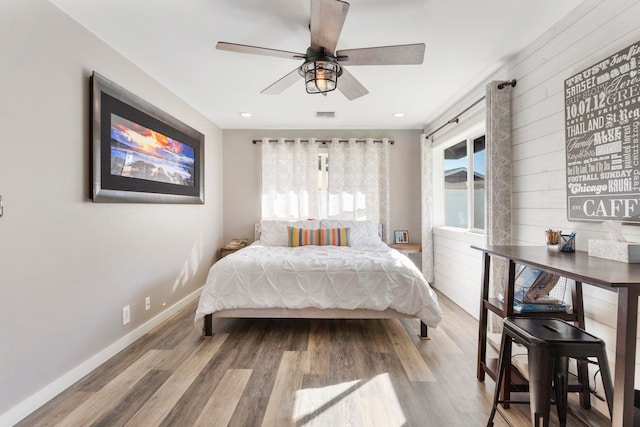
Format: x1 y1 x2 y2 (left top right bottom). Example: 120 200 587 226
195 242 443 329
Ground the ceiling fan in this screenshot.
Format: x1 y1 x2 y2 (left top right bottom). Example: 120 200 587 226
216 0 425 100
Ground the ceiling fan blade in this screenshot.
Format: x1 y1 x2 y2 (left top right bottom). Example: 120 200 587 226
310 0 350 54
261 68 302 95
337 68 369 100
337 43 425 65
216 42 304 60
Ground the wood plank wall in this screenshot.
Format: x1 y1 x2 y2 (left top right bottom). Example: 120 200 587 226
426 0 640 416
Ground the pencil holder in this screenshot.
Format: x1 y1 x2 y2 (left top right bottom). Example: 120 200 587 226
545 229 562 251
559 234 576 252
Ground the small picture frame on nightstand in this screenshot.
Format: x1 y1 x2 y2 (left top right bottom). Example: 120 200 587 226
394 230 409 244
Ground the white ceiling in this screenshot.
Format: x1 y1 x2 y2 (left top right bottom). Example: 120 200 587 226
50 0 583 130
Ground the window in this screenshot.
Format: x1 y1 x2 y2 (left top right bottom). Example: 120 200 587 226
437 131 486 231
471 135 486 230
261 138 390 223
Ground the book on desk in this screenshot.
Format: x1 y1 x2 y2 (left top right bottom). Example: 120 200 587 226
513 301 567 313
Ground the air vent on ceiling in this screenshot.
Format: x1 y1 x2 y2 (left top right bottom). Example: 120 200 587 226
316 111 336 118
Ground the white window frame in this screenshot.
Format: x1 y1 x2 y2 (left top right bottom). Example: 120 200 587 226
433 122 486 233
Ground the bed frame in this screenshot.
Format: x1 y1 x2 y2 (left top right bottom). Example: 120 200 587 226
201 222 430 339
203 305 429 339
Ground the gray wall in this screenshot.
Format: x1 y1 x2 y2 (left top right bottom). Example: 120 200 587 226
222 129 423 253
0 0 223 420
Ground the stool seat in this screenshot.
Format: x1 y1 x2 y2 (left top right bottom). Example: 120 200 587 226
505 317 606 347
487 317 613 427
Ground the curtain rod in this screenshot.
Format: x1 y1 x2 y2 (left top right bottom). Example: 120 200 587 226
252 138 394 145
425 79 517 140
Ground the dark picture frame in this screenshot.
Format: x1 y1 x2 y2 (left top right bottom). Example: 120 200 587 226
90 72 204 204
394 230 409 244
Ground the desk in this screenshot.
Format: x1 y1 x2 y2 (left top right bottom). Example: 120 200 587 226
472 244 640 426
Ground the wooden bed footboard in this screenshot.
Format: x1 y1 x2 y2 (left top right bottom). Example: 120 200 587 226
202 309 429 339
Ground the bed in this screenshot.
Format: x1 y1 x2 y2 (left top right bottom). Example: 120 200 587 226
195 220 443 338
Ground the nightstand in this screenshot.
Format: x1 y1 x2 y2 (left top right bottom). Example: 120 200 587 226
220 239 249 259
220 244 243 258
389 243 421 255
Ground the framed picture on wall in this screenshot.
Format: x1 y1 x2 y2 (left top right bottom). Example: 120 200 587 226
394 230 409 244
563 39 640 223
90 72 205 204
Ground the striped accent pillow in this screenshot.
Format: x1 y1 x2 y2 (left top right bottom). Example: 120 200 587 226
287 226 320 247
318 227 350 246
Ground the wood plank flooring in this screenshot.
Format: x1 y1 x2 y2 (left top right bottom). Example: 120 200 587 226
17 292 611 426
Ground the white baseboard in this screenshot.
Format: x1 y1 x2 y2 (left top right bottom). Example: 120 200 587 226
0 287 202 427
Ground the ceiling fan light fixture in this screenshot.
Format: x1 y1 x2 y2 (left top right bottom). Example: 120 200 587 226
217 0 426 101
299 50 343 94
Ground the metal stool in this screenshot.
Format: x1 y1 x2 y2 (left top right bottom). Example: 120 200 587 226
487 317 613 427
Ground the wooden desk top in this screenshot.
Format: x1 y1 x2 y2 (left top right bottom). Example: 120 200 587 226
472 244 640 289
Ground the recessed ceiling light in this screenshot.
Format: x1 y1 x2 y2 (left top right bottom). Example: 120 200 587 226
392 112 405 118
239 112 252 118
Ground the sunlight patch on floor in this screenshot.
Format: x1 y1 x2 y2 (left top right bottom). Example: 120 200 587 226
293 373 407 426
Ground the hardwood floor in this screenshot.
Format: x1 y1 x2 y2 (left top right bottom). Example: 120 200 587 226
18 292 611 426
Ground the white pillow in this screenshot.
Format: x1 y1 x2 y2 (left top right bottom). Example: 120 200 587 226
259 220 320 246
319 220 381 248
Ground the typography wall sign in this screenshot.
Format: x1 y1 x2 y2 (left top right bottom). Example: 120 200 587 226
564 40 640 223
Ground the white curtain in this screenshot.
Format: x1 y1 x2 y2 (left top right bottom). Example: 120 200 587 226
420 134 435 283
327 138 391 242
261 137 319 220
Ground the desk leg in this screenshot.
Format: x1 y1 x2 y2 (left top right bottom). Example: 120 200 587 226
612 287 639 427
477 252 491 381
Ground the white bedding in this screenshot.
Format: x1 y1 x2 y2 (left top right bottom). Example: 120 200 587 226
195 241 442 329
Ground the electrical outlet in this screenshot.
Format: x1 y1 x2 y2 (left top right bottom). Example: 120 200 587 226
122 305 130 325
145 296 151 311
